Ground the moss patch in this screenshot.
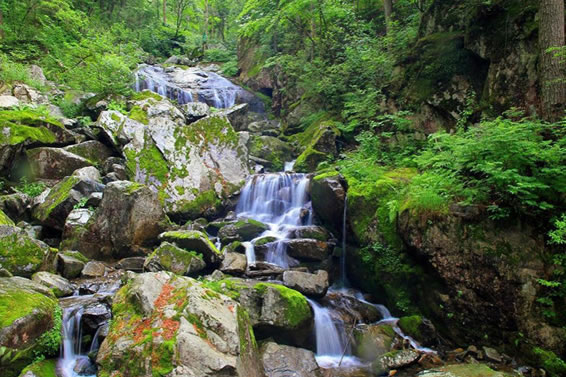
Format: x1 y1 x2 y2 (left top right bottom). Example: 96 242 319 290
0 209 15 226
18 359 58 377
254 283 311 328
129 105 149 125
174 190 221 220
0 108 62 146
0 229 46 277
34 176 80 223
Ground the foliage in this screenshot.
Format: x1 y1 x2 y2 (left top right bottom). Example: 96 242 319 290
16 178 47 198
0 53 43 89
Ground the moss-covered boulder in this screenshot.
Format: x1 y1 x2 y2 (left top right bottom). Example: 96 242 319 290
159 230 222 265
0 209 15 226
31 271 73 297
217 219 269 244
98 101 250 220
293 121 340 173
144 242 206 276
0 277 61 377
353 323 396 362
248 135 294 171
0 226 50 278
68 181 168 259
398 315 438 347
26 147 93 180
59 208 95 251
310 172 346 234
63 140 113 166
96 271 264 377
286 239 332 262
17 359 58 377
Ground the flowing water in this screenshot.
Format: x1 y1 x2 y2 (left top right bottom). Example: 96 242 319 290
235 172 312 268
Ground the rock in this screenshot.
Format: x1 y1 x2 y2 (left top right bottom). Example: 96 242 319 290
144 242 206 276
0 277 61 377
64 141 113 166
31 271 73 297
60 208 95 251
417 363 515 377
218 219 269 243
182 102 210 122
220 252 247 275
70 181 167 259
0 95 19 109
81 261 107 278
159 230 222 265
373 349 420 375
282 270 329 297
33 176 103 231
72 166 101 181
286 239 331 261
57 253 85 279
310 173 345 233
96 272 264 377
115 257 146 272
398 316 438 347
17 359 58 377
12 84 48 105
248 135 293 171
0 209 15 226
85 192 103 207
353 323 396 362
261 342 322 377
289 226 331 241
0 226 50 277
482 346 502 363
29 65 46 85
26 147 93 180
294 121 339 173
217 103 249 131
0 193 31 223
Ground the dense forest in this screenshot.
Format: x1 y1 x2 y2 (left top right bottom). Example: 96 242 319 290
0 1 565 377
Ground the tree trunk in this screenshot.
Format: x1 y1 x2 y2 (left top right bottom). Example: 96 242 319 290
539 0 566 120
163 0 167 24
383 0 393 34
0 8 4 40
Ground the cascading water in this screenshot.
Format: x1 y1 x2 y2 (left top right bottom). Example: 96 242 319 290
235 172 312 268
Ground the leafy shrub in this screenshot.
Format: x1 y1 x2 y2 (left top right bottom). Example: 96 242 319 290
16 178 47 198
203 48 234 63
0 53 43 89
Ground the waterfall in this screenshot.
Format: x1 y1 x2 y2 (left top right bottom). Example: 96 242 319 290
308 299 347 357
243 241 256 266
235 173 312 268
58 303 96 377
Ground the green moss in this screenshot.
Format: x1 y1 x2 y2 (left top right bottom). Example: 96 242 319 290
254 283 311 328
294 146 328 173
292 121 340 173
131 90 163 101
35 176 80 222
148 243 203 275
0 230 46 277
398 315 423 340
202 278 248 300
61 250 89 263
35 305 62 356
125 140 169 190
175 190 221 220
18 359 58 377
533 347 566 377
129 105 149 125
313 170 340 181
111 113 121 122
0 290 56 328
253 236 277 246
0 209 14 225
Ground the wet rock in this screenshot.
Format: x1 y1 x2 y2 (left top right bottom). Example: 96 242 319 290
96 271 264 377
182 102 210 122
64 141 113 166
0 193 31 223
115 257 146 272
26 147 93 180
0 95 19 109
82 301 112 331
286 239 331 261
289 226 331 241
310 173 345 233
482 346 502 363
82 261 107 278
57 253 86 279
248 135 293 171
60 208 95 251
217 103 249 131
144 242 206 276
218 219 269 243
353 323 396 362
31 271 73 297
0 277 60 377
73 356 97 375
33 176 103 231
373 349 420 375
159 230 222 265
417 363 515 377
0 226 50 278
282 270 329 297
72 166 101 181
294 121 339 173
261 342 322 377
398 316 438 347
219 252 247 275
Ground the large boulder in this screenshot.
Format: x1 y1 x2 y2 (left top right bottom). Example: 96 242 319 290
0 193 31 223
248 135 293 171
56 252 86 279
294 121 340 173
70 181 168 259
397 315 438 347
260 342 322 377
285 239 331 261
417 364 516 377
220 252 248 275
353 323 396 362
372 349 421 375
63 141 113 166
98 99 250 220
217 219 269 243
282 270 329 297
60 209 95 251
26 147 92 180
310 172 346 234
0 277 61 377
144 242 206 276
0 226 50 278
182 102 210 122
159 230 222 265
32 176 103 231
31 272 73 297
96 272 264 377
0 96 19 109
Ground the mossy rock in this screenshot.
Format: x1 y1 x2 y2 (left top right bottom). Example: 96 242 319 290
0 209 15 226
159 230 222 265
172 190 222 221
293 121 340 173
0 278 61 377
0 108 63 146
64 141 113 166
217 219 269 243
353 323 396 362
248 135 294 171
0 226 49 278
32 176 84 231
253 282 312 329
18 359 58 377
144 242 206 276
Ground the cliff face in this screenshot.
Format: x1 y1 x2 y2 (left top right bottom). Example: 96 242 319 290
396 0 540 131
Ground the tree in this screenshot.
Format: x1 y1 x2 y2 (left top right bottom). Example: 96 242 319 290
163 0 167 24
383 0 393 34
172 0 191 37
539 0 566 120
